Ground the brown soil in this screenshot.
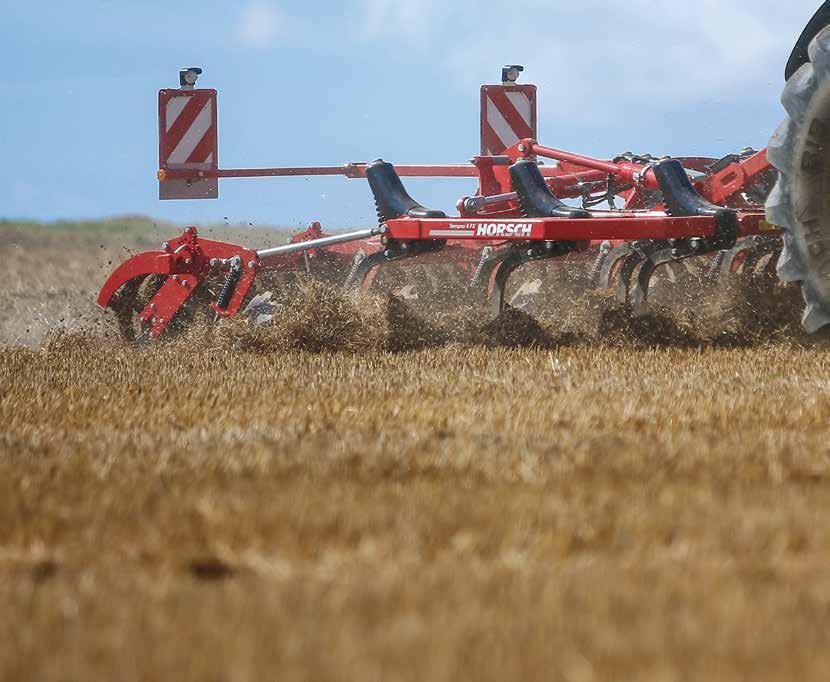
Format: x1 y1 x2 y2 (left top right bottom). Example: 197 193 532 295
2 224 830 681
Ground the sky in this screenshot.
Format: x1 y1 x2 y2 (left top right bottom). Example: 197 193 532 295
1 0 824 229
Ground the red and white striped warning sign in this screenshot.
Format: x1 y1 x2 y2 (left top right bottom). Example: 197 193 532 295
480 84 537 156
158 89 219 200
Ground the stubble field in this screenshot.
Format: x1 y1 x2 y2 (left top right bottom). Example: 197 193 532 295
2 220 830 681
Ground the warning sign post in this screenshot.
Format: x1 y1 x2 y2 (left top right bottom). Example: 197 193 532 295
158 88 219 200
480 84 537 156
154 76 538 199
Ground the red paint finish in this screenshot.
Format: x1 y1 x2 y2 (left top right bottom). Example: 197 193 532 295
98 227 259 335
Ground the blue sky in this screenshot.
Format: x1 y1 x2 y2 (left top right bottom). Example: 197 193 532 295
1 0 823 229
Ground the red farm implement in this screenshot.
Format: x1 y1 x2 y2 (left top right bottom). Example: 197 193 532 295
99 4 830 339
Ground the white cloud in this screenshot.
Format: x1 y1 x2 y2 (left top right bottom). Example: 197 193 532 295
360 0 439 50
355 0 819 117
236 1 285 49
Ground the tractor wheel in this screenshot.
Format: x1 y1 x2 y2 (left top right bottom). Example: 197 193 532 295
766 24 830 332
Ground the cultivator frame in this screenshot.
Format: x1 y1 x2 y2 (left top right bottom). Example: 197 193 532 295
99 65 784 341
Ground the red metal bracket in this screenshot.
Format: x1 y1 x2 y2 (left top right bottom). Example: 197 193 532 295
98 227 259 335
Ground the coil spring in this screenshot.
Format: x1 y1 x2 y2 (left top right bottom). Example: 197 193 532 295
706 249 727 281
217 261 243 310
469 246 494 287
346 251 367 287
588 242 613 285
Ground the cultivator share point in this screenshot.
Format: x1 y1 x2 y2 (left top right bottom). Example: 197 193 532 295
100 6 830 340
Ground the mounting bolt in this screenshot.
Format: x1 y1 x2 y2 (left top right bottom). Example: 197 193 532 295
172 274 179 281
184 258 191 265
384 250 392 258
162 242 170 252
181 279 189 287
671 249 681 258
150 303 156 310
248 260 256 269
527 249 534 257
210 258 218 267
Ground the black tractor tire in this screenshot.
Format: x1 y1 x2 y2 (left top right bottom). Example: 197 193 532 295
766 24 830 332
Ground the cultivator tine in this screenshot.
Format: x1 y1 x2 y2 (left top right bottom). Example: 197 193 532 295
762 244 782 280
509 279 543 308
743 237 781 278
490 250 527 315
719 235 780 282
598 243 634 289
629 248 679 313
627 234 772 314
470 246 533 314
487 243 576 315
468 246 513 308
344 250 385 290
615 251 643 304
721 236 760 276
344 240 443 293
741 237 781 286
243 291 276 325
614 242 667 305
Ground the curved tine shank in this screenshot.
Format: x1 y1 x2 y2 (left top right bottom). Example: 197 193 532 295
743 238 782 283
763 244 783 281
345 250 387 290
630 248 677 315
469 247 510 300
720 236 760 276
489 251 527 316
750 236 784 267
598 243 634 289
615 251 646 305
